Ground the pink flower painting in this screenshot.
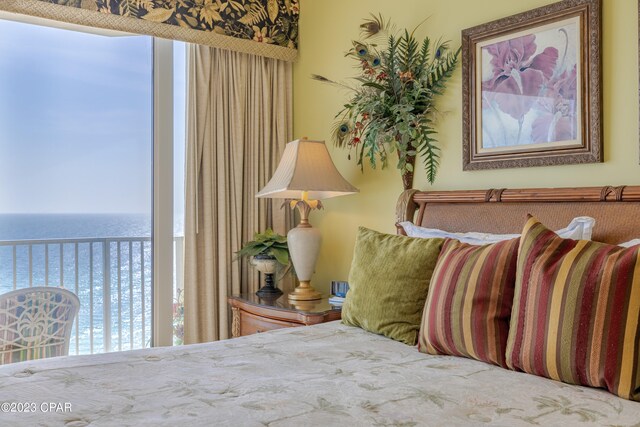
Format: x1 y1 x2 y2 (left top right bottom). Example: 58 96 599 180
480 24 578 148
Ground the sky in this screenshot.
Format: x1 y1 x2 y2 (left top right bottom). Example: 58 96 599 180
0 18 184 215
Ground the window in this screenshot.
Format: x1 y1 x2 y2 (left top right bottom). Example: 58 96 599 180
0 18 184 354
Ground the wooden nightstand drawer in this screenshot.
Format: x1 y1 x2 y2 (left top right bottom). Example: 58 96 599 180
239 311 300 335
229 294 341 338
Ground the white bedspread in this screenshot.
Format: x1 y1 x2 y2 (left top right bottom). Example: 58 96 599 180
0 321 639 426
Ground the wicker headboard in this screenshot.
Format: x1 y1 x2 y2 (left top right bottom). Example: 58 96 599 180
396 186 640 245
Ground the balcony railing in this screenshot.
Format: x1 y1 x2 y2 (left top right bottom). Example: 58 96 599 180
0 236 184 355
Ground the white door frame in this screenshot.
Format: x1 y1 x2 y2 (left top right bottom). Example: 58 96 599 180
152 38 174 347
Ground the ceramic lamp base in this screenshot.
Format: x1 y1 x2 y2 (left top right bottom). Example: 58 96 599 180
287 224 322 301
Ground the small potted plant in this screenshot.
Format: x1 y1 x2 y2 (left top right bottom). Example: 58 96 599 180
236 228 290 298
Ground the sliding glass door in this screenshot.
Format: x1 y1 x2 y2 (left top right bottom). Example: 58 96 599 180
0 18 183 354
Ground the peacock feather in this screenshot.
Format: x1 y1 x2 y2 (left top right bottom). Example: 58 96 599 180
360 13 388 39
353 42 369 58
332 121 353 147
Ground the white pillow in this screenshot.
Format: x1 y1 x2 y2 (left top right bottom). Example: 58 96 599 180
400 216 595 246
619 238 640 248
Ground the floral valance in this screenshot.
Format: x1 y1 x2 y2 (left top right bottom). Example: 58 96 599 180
0 0 299 61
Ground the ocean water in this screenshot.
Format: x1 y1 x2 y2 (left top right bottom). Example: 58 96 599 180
0 214 153 355
0 214 151 240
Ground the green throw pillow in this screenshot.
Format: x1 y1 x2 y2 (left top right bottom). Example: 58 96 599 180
342 227 444 345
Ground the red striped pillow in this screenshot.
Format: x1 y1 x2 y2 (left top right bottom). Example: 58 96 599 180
506 216 640 401
418 238 519 367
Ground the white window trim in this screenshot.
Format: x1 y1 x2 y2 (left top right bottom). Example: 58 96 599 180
152 38 175 347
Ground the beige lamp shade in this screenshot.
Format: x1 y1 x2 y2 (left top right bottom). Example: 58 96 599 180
256 139 359 200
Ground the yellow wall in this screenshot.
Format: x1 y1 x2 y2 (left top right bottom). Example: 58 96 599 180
293 0 640 293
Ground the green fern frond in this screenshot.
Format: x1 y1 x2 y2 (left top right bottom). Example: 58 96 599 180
385 34 397 73
414 38 431 79
418 136 441 184
427 48 460 92
384 35 403 99
397 30 419 73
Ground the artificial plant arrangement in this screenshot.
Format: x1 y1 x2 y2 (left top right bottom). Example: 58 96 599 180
313 14 460 188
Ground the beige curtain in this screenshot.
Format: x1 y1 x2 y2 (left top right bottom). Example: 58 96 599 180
184 45 293 344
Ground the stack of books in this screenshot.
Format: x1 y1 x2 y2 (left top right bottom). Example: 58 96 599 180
328 295 345 305
329 281 349 306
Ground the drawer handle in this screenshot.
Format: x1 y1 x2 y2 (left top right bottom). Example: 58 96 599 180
256 329 264 333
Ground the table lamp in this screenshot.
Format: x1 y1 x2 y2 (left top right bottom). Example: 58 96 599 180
256 139 358 300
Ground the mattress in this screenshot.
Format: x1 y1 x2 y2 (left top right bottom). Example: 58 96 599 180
0 321 638 426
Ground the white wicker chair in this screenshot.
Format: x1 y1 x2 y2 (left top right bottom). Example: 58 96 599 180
0 287 80 365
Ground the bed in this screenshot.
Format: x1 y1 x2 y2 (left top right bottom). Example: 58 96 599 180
1 185 640 426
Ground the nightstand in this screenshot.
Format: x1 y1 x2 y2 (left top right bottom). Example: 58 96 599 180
228 294 342 337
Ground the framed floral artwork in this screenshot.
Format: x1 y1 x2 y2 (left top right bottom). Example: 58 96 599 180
462 0 602 170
